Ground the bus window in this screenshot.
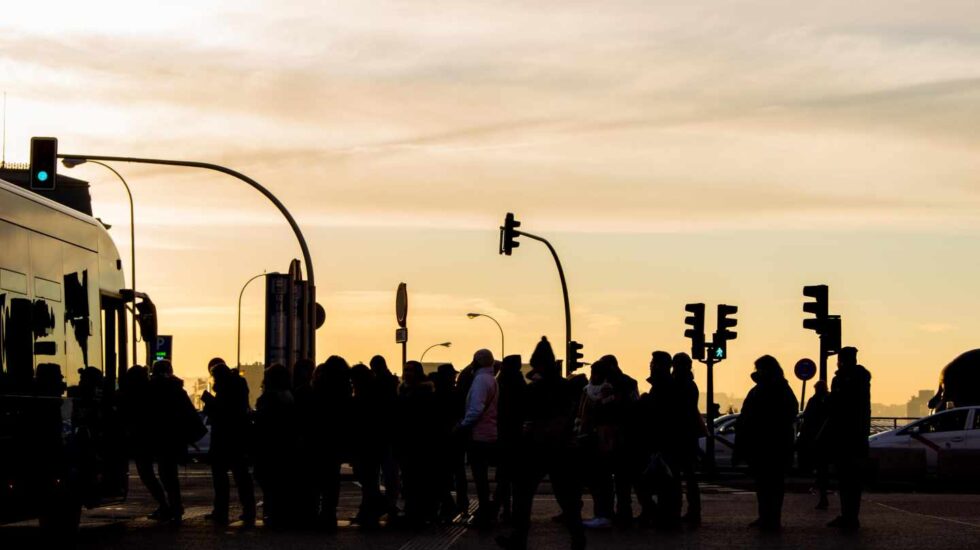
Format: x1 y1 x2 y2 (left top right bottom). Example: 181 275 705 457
30 233 68 386
1 269 28 294
64 243 100 378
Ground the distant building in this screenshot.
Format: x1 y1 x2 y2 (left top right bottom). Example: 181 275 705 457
871 402 906 417
700 392 743 415
188 377 210 411
907 390 934 418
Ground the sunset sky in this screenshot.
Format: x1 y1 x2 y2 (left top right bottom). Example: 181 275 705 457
4 1 980 405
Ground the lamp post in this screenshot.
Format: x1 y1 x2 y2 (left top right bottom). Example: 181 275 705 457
62 158 137 367
59 152 318 360
420 341 451 363
466 312 504 358
238 271 279 369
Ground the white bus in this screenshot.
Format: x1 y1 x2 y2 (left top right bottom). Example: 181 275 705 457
0 175 141 530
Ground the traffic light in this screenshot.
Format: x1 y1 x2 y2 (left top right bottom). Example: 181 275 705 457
823 316 841 354
803 284 828 331
499 212 521 255
684 303 705 361
715 304 738 360
30 137 58 191
568 340 584 374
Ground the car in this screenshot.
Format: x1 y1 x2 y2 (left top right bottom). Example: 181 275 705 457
869 406 980 481
698 412 809 468
187 411 211 460
698 414 739 467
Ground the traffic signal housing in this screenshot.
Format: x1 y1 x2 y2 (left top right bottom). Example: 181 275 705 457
568 340 584 374
715 304 738 360
803 284 828 331
684 303 706 361
30 137 58 191
823 316 841 354
499 212 521 255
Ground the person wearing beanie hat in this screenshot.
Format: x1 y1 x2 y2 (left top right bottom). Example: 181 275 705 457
497 337 585 550
529 337 559 380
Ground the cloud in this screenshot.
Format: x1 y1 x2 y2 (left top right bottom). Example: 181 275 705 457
917 323 956 334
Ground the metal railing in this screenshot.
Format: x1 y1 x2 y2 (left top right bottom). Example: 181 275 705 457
870 416 919 434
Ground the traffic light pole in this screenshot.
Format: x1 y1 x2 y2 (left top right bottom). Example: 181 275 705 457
819 333 828 383
515 230 572 375
58 153 318 359
703 344 717 475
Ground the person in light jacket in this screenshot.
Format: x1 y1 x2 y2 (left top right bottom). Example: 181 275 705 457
457 349 500 526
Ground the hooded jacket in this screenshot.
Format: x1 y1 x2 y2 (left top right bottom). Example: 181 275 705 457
460 364 499 442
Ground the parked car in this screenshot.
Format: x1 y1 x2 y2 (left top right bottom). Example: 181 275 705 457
869 406 980 481
698 414 740 466
187 411 211 460
698 413 807 468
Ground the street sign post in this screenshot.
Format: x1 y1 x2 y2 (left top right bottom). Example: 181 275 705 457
396 283 408 370
794 358 817 411
154 335 173 363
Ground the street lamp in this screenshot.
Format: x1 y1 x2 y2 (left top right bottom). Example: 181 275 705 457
467 312 504 358
62 158 138 367
238 271 279 369
420 341 452 363
59 152 318 360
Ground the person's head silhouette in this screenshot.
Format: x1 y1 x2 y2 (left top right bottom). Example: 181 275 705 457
838 347 858 370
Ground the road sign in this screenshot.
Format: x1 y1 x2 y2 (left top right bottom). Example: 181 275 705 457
154 335 173 362
794 358 817 381
395 327 408 344
396 282 408 328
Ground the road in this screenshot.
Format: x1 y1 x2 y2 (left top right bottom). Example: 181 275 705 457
2 465 979 549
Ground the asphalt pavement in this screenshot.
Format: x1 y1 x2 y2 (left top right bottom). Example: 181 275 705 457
2 464 979 549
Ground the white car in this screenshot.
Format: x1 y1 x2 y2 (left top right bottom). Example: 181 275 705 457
698 414 739 466
869 406 980 479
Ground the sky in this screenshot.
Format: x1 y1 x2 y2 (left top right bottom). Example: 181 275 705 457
3 0 980 404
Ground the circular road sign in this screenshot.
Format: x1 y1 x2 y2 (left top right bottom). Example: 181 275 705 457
396 283 408 328
794 358 817 381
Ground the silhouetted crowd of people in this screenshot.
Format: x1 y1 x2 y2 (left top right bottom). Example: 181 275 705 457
116 339 871 549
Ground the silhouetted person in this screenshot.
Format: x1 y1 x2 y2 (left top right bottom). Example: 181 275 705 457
457 349 500 526
397 360 440 527
602 355 638 526
638 351 682 530
201 358 256 525
671 352 702 526
68 366 107 505
494 354 526 523
369 355 401 516
798 379 830 510
292 358 319 525
33 363 68 516
497 337 585 550
120 366 169 517
432 363 462 521
350 363 387 526
253 363 298 528
823 347 871 531
452 361 475 514
927 349 980 411
312 356 352 529
735 356 799 532
578 357 616 528
146 360 200 523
